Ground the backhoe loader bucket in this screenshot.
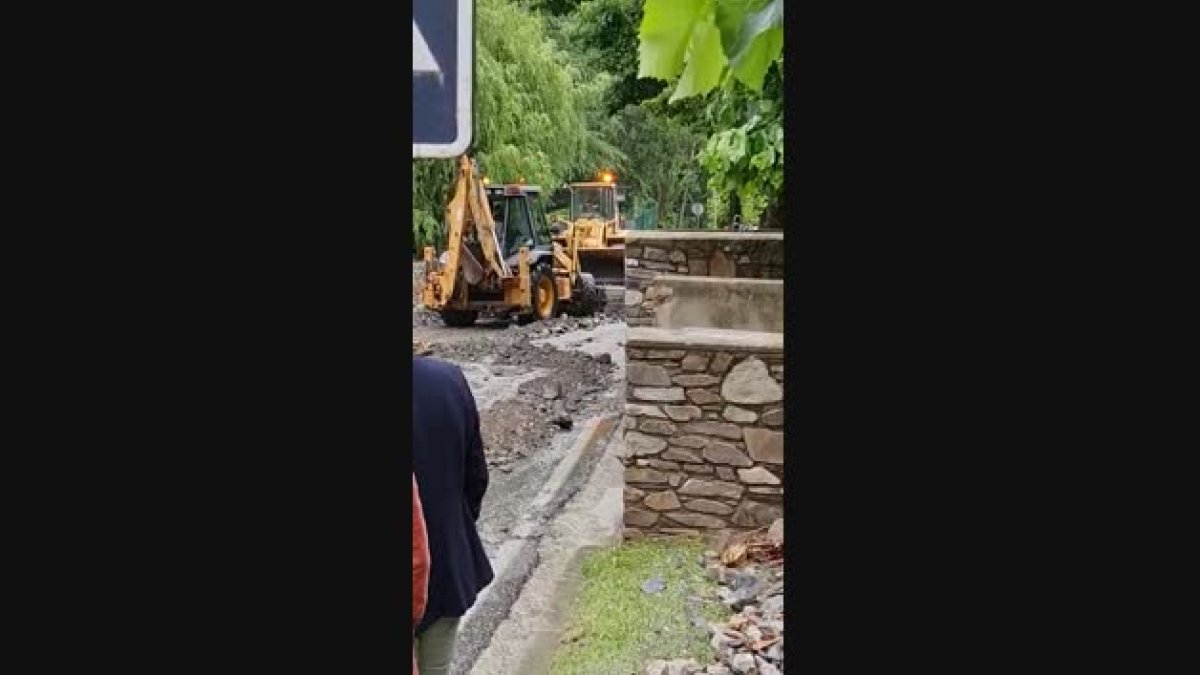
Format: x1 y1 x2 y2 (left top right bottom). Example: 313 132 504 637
575 245 626 287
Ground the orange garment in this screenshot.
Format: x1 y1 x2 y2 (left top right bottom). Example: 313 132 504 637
412 475 430 674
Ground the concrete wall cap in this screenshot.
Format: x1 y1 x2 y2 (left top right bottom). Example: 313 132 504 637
650 276 783 289
625 230 783 242
627 327 783 352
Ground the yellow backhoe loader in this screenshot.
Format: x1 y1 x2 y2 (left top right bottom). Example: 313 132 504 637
420 156 604 327
549 172 628 287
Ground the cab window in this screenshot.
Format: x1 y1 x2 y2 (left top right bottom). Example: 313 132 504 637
530 196 550 244
491 197 506 226
504 197 534 256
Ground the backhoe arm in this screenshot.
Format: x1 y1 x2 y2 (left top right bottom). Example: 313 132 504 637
465 160 510 279
426 155 510 309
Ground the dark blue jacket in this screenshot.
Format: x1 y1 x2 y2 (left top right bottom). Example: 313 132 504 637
412 357 493 634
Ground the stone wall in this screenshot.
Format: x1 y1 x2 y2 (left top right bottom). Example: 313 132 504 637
625 231 784 327
622 327 784 538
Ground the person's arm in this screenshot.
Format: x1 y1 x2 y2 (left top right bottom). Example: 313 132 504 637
459 369 489 522
412 475 429 629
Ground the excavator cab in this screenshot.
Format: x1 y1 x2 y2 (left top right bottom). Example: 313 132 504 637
485 184 551 263
571 185 615 222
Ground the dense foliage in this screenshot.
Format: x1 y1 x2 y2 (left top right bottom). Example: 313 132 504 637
697 65 783 227
602 104 706 227
562 0 665 113
411 0 785 252
638 0 784 226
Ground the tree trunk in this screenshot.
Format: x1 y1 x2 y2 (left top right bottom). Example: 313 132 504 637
765 189 784 230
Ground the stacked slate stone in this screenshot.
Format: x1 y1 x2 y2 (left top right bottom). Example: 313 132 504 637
623 351 784 535
705 559 784 674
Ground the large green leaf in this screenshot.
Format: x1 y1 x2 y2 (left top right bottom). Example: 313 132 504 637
727 0 783 91
637 0 709 80
731 25 782 91
714 0 768 54
670 20 728 101
727 0 782 57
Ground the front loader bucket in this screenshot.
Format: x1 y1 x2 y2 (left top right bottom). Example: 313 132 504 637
575 245 626 287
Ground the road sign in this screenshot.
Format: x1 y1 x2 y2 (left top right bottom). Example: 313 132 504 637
413 0 472 158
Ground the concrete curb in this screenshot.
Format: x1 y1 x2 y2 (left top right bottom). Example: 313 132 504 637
468 431 628 675
451 413 619 674
530 414 617 514
506 544 599 675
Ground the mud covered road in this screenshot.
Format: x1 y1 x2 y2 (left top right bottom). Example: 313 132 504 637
413 309 627 673
414 310 625 468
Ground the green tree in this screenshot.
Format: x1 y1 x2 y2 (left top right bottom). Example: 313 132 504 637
601 105 705 227
530 0 584 15
562 0 665 113
697 72 783 227
636 0 784 226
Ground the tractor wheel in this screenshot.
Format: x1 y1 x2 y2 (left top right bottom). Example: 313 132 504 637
568 272 605 317
440 309 478 327
518 265 559 324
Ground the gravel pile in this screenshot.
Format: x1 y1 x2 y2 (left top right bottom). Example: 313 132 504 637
705 568 784 674
704 521 785 674
645 520 786 675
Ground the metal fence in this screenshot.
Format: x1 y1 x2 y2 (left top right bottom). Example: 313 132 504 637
628 197 658 230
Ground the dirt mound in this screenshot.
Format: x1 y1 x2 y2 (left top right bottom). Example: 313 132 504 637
480 399 550 470
416 322 620 470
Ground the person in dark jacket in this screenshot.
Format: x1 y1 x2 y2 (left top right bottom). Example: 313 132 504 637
412 356 493 675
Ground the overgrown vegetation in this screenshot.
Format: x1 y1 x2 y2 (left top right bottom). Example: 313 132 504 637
638 0 784 227
550 538 725 675
411 0 785 253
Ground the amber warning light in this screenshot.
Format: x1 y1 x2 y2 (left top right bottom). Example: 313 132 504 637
599 171 615 183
